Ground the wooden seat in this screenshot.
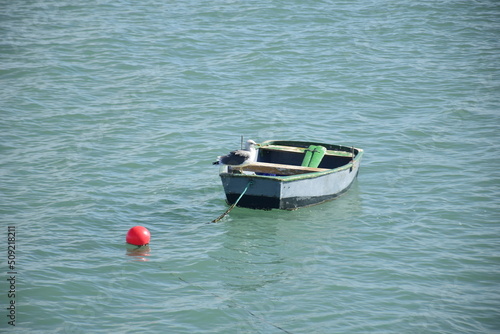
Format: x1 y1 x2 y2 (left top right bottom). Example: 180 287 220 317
231 162 329 176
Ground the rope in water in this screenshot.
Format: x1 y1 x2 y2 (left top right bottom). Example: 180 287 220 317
173 274 293 333
211 180 253 223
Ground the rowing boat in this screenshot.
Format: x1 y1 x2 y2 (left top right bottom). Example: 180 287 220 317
216 140 363 210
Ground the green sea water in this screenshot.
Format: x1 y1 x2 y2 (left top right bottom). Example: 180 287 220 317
1 1 499 333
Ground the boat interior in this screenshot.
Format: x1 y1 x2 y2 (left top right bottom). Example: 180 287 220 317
228 143 357 176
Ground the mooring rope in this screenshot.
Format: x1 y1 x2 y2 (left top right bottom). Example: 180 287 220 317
211 180 253 223
173 274 293 333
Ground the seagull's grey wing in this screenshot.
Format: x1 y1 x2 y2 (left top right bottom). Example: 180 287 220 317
219 150 251 165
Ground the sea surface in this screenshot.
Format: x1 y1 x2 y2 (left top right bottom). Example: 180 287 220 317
1 1 499 333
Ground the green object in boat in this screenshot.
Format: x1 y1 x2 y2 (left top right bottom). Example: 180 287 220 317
301 145 326 168
301 146 314 167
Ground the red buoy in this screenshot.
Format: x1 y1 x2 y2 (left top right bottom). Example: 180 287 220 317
126 226 151 246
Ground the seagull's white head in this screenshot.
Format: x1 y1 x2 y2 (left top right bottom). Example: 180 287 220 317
245 140 257 150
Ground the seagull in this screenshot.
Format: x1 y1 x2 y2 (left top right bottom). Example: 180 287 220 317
212 140 258 166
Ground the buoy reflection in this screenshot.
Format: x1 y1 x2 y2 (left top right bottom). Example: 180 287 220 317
126 245 151 261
